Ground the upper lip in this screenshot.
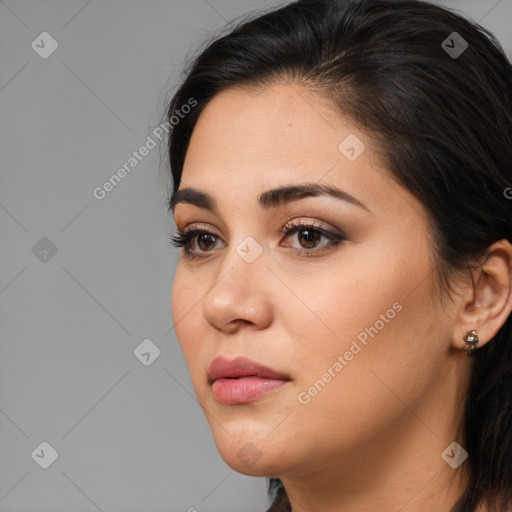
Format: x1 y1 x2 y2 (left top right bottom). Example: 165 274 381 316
207 356 290 384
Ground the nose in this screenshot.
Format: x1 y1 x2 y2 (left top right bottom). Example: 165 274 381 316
202 246 273 334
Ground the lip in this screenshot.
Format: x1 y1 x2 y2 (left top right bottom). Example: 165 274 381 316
207 356 291 405
208 355 290 382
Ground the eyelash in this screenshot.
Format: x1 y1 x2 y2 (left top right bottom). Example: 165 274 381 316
168 220 345 260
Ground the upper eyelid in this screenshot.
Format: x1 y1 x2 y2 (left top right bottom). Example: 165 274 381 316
178 218 341 236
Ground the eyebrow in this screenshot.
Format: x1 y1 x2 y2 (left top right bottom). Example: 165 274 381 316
169 182 369 214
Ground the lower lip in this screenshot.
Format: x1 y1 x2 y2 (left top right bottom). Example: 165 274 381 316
211 377 288 405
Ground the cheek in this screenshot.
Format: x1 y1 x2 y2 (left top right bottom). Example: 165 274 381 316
299 229 434 357
282 242 439 441
280 247 408 354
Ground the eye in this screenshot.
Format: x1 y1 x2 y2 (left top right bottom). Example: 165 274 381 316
169 220 345 259
169 228 222 258
279 219 345 255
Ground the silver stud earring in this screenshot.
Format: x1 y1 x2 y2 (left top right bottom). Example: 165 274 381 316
463 329 479 355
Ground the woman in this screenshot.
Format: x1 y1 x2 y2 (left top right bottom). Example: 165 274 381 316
165 0 512 510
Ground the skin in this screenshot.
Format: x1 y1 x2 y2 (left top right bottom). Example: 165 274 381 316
171 83 512 512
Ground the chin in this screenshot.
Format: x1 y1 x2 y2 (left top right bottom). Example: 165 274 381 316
217 443 282 477
209 427 288 477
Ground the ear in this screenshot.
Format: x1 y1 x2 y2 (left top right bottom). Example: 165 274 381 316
452 239 512 353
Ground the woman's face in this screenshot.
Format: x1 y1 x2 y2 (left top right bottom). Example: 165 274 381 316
171 83 465 480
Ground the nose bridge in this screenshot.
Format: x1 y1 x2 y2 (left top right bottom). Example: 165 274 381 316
213 232 266 296
202 233 271 329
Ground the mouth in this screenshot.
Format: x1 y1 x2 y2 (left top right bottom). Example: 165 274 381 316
207 356 291 405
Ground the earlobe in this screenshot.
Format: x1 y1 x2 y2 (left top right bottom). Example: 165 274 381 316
452 239 512 354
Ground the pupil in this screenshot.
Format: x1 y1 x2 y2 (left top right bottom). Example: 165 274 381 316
198 233 215 251
299 229 320 248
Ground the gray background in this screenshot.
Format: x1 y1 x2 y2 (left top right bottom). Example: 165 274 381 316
0 1 510 511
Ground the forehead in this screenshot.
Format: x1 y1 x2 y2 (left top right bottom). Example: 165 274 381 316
184 84 368 184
